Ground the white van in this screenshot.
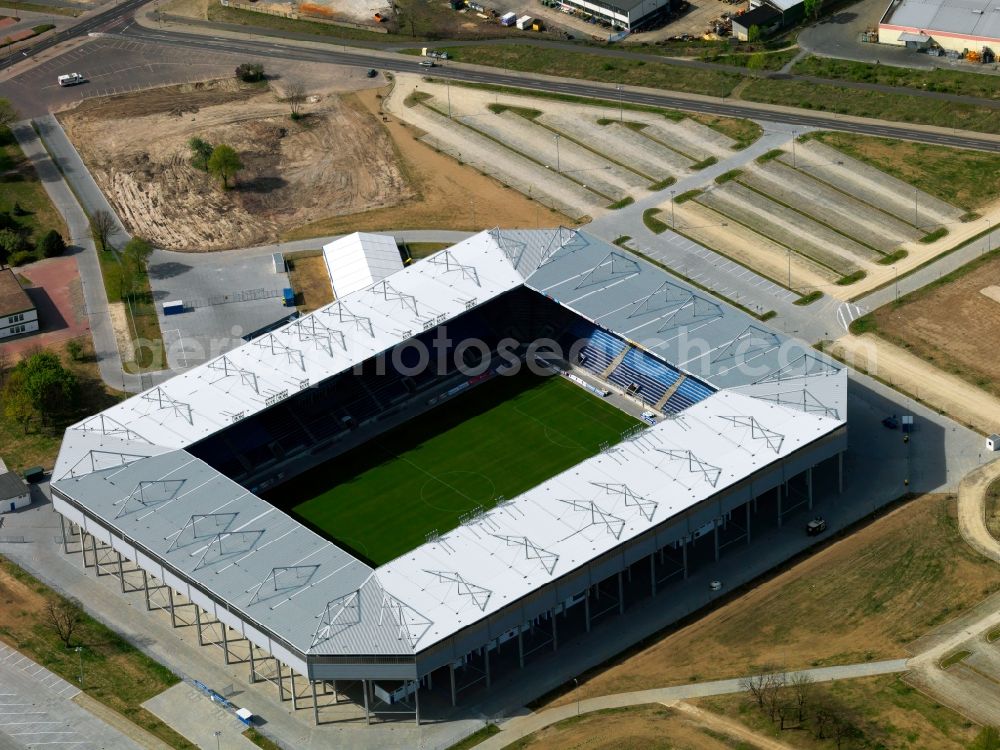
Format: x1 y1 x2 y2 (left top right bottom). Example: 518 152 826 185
57 73 84 87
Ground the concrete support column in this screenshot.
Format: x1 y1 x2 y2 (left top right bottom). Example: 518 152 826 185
291 670 298 710
90 534 98 573
808 467 814 509
518 628 525 668
746 501 752 545
248 645 256 683
713 522 720 562
362 679 370 725
276 660 284 701
117 551 126 593
584 591 591 632
79 528 87 569
59 514 69 554
142 570 151 610
484 643 491 688
617 571 625 614
312 681 319 725
414 680 420 726
167 587 177 628
449 663 457 707
222 625 231 664
195 606 203 646
650 553 657 597
777 485 783 528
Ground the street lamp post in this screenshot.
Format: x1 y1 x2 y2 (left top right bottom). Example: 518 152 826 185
670 190 676 227
554 134 561 173
787 248 791 289
894 265 899 302
214 730 222 750
617 84 623 122
573 678 580 716
791 131 797 168
914 187 918 227
75 646 83 688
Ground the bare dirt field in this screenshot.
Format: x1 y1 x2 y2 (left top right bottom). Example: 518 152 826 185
547 494 1000 707
59 77 413 251
862 253 1000 404
828 334 1000 436
284 87 564 238
286 252 333 313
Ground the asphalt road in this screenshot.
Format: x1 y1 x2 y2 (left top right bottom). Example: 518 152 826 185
0 0 150 70
108 24 1000 153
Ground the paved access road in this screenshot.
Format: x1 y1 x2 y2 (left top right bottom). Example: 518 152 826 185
113 24 1000 154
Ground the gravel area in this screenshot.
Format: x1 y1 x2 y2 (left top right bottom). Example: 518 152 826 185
461 111 642 201
671 200 835 293
743 161 922 253
390 97 599 219
699 183 874 275
539 113 692 181
784 140 963 228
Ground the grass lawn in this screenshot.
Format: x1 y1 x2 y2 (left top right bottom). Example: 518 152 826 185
285 250 333 314
401 241 450 260
0 127 69 246
741 77 1000 136
0 337 125 472
547 493 1000 706
794 55 1000 100
697 674 978 750
700 47 799 70
285 371 639 565
501 704 761 750
435 45 741 98
0 556 193 749
805 131 1000 210
95 249 164 371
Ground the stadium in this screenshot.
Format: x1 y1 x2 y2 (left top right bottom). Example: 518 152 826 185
49 228 847 726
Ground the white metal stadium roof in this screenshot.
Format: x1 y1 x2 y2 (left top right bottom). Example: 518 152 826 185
322 232 405 299
52 228 846 659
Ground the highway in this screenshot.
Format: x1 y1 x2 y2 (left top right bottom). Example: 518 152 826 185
116 23 1000 153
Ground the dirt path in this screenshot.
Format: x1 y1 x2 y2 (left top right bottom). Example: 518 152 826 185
828 333 1000 435
957 459 1000 565
672 701 799 750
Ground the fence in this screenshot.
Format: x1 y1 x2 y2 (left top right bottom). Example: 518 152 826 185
186 288 285 309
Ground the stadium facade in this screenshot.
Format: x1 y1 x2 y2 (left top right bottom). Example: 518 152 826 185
50 229 847 725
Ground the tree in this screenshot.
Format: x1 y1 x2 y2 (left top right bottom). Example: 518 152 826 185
44 598 83 648
804 0 822 21
740 669 771 709
38 229 66 258
0 97 16 129
188 137 213 171
762 670 786 722
15 351 79 425
747 24 761 43
207 144 243 189
789 672 813 724
0 228 23 266
286 81 306 119
2 370 35 433
89 210 117 252
746 52 767 71
235 62 265 83
971 727 1000 750
121 236 154 298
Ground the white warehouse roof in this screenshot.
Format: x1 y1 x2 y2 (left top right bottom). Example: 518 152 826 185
322 232 405 299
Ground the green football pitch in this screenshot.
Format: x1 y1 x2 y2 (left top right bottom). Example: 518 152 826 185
286 371 640 565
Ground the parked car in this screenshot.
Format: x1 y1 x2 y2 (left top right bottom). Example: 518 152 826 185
58 73 85 86
806 517 827 536
418 60 436 67
366 69 378 78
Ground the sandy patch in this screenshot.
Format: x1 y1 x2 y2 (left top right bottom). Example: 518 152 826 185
107 302 134 366
980 286 1000 305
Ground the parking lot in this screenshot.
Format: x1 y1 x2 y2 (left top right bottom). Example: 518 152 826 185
0 642 139 750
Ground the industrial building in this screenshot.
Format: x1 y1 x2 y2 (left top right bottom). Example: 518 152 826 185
50 229 847 726
879 0 1000 53
557 0 672 32
0 268 38 340
0 459 30 514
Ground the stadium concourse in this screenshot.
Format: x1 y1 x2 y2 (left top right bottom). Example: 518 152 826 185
48 228 848 728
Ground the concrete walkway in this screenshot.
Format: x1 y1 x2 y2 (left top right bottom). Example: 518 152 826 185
9 119 143 393
957 458 1000 565
477 660 909 749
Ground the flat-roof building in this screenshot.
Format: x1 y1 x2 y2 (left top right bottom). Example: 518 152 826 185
879 0 1000 52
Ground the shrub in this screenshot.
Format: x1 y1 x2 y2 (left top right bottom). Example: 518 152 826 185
38 230 66 258
7 249 36 266
235 63 265 83
66 340 84 362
